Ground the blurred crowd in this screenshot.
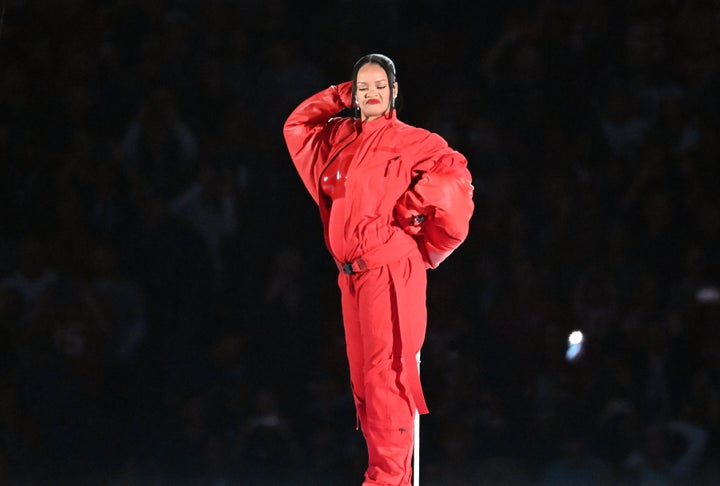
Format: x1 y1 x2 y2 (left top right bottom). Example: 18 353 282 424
2 0 720 484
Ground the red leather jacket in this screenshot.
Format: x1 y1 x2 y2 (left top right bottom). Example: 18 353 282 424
284 81 474 269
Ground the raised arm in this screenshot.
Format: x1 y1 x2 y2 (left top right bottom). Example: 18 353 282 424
283 81 353 204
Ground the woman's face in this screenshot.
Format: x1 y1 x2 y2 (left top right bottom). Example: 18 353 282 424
355 62 397 122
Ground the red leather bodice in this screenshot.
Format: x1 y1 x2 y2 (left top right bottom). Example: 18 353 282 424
321 143 357 200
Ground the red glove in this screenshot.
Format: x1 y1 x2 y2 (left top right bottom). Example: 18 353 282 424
332 81 354 110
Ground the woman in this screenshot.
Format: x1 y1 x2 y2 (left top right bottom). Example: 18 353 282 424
283 53 474 485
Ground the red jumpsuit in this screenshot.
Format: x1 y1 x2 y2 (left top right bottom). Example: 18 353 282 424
284 81 473 485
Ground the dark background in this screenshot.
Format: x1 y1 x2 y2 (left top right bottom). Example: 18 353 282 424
1 0 720 484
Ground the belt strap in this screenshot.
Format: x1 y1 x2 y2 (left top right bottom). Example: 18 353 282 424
342 259 367 275
338 232 418 276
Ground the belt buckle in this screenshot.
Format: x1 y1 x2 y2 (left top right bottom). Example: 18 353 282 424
342 262 355 275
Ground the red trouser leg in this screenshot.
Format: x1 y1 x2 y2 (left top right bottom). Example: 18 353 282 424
339 256 427 485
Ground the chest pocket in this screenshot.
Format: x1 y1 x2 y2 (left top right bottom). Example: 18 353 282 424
384 155 402 177
367 145 403 175
363 146 411 192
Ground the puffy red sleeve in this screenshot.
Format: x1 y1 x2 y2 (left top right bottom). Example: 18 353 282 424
283 81 353 205
394 132 474 268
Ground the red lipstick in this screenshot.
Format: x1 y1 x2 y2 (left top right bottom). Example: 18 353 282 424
366 99 381 105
